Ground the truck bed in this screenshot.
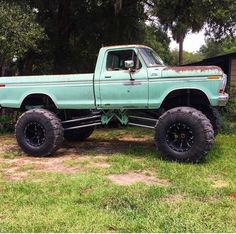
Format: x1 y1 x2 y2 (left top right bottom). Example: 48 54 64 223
0 73 95 109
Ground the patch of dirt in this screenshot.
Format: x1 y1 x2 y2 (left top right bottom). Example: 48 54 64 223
211 180 229 188
2 144 19 150
80 188 92 195
6 171 29 181
64 138 155 156
0 132 155 181
120 136 152 142
35 157 82 174
208 175 229 189
162 194 185 203
63 141 122 155
107 172 170 186
229 194 236 200
89 162 110 168
1 152 111 181
1 156 83 181
201 195 221 202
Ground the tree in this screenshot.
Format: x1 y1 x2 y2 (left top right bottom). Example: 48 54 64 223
149 0 236 65
0 1 45 76
6 0 173 75
143 24 173 64
200 38 236 58
170 50 204 65
22 0 147 74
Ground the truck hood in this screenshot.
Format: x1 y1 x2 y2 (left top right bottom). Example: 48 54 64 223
162 66 223 78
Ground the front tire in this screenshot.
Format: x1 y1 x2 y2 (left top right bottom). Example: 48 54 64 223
201 106 221 136
155 107 214 163
15 109 64 156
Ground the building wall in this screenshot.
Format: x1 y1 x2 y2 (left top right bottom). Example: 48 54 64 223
231 59 236 88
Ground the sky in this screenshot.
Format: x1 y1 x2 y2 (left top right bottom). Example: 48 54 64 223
169 30 206 53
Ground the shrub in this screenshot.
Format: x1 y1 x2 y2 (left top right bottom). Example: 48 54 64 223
221 88 236 120
220 88 236 134
0 115 15 133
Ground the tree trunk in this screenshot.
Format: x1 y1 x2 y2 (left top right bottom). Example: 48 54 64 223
22 51 34 75
178 34 184 65
114 0 122 15
54 0 72 73
1 61 6 77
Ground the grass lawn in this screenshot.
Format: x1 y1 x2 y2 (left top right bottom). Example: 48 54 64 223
0 127 235 232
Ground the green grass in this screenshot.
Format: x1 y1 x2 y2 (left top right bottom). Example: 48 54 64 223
0 128 235 232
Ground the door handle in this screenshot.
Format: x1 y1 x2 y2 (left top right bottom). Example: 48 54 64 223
105 76 111 78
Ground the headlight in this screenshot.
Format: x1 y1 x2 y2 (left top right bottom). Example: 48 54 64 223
220 74 227 93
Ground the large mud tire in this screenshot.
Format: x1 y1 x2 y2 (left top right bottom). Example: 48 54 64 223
201 106 221 136
155 107 214 163
64 127 94 141
15 109 64 156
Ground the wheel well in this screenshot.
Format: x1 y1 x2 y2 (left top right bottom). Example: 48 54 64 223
21 94 57 110
161 89 210 110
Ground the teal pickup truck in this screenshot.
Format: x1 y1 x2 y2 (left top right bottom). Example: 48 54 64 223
0 45 229 162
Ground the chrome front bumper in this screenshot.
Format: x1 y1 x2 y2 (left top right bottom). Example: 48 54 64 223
219 93 229 106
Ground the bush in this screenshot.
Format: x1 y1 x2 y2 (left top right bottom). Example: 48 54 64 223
0 115 15 133
221 88 236 119
0 109 21 134
220 88 236 134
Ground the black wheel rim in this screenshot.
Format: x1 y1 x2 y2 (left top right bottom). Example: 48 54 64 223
24 122 46 147
166 123 194 152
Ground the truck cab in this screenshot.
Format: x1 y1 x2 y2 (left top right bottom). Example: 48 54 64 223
94 45 228 110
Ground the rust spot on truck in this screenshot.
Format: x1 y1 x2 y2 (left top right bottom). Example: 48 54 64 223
164 66 222 73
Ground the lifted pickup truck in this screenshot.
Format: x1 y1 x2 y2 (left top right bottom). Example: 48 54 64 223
0 45 229 162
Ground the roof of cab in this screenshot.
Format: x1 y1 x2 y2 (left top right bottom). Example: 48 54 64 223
102 44 151 49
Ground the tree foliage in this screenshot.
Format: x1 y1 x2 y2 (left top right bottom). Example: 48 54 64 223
143 24 173 64
1 0 235 75
149 0 236 64
23 0 149 74
0 1 45 76
199 38 236 58
170 50 204 65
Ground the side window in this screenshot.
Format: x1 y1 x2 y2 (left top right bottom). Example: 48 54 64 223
106 50 142 71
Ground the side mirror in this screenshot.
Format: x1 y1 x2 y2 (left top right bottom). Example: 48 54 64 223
124 60 134 69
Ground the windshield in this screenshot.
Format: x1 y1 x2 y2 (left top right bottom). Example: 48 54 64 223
139 48 165 67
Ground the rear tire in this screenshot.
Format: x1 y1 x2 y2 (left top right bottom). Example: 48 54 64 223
15 109 64 156
64 127 94 141
155 107 214 163
63 110 95 141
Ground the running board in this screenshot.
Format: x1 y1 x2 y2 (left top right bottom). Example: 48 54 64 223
61 115 101 124
62 114 158 131
128 115 158 129
62 114 101 131
128 122 155 129
64 122 101 131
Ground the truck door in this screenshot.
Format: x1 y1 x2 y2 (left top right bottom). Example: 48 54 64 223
98 48 148 108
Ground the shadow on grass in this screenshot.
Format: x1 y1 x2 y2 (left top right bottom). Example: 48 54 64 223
60 138 157 158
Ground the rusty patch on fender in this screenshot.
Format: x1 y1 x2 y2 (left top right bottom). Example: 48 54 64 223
164 66 222 73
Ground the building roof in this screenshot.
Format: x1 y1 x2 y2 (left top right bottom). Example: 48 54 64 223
186 52 236 65
200 52 236 62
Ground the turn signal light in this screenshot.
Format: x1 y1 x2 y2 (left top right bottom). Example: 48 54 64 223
208 76 220 80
